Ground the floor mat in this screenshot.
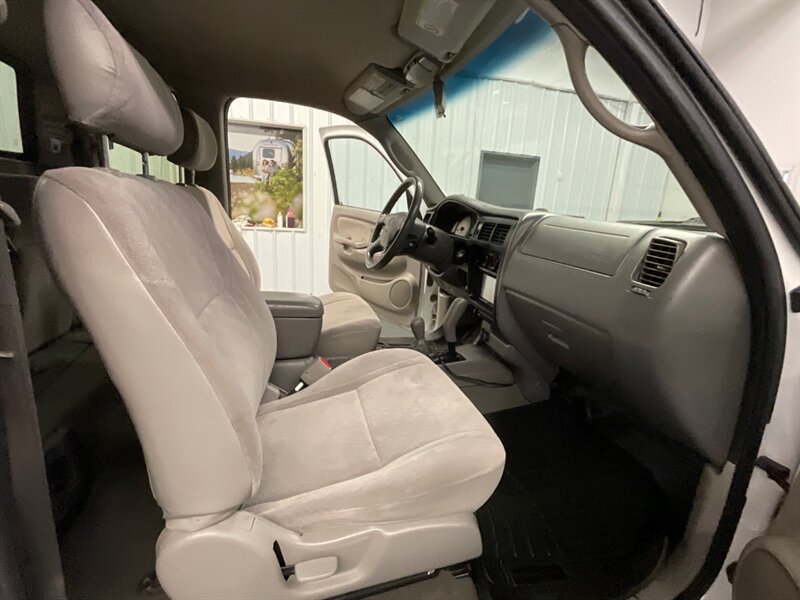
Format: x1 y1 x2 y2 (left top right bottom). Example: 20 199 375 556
474 403 668 600
59 390 167 600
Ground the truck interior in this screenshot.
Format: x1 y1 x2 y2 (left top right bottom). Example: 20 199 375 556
0 0 795 599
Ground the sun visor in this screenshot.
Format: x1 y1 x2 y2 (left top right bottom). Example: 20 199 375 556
398 0 496 62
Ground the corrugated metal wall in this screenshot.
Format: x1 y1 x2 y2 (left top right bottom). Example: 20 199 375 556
108 144 182 183
327 138 400 212
228 98 351 295
392 74 672 222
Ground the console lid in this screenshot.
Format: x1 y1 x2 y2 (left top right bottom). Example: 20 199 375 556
261 291 324 319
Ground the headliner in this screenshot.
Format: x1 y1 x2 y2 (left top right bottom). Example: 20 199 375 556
96 0 410 117
2 0 524 120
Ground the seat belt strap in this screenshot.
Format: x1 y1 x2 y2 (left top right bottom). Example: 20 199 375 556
0 211 67 600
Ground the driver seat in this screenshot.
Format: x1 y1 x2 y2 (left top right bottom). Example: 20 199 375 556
168 107 381 366
36 0 505 597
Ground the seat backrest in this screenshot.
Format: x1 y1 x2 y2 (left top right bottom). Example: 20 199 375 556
1 173 74 352
37 0 276 521
169 107 262 289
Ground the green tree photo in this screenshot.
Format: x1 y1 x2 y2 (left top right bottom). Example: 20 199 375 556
261 139 303 215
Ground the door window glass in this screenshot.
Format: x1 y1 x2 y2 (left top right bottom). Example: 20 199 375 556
0 60 23 154
327 137 404 213
107 143 182 183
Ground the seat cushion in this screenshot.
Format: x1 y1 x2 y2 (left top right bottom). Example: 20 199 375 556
247 348 505 531
316 292 381 365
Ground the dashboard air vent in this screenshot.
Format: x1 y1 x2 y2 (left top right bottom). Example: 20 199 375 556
476 222 495 242
637 238 680 288
490 223 512 245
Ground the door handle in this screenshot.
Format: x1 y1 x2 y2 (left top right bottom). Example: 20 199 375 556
333 234 367 250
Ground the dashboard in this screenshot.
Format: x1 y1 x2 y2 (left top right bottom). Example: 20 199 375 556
423 195 750 468
425 196 523 320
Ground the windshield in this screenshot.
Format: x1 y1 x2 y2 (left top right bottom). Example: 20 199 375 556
388 10 701 226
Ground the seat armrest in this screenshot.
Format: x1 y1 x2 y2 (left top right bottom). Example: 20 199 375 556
261 292 323 361
261 291 323 319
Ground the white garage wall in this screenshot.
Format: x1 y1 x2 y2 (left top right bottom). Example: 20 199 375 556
395 76 627 220
327 138 401 212
659 0 800 199
227 97 353 295
392 75 679 222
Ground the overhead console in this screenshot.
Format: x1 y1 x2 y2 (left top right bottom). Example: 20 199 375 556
495 214 750 466
345 0 499 114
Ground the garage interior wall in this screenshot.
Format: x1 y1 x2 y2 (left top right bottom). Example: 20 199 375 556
390 74 685 222
660 0 800 199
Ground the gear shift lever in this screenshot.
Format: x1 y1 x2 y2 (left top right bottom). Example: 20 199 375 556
410 317 430 356
442 298 468 359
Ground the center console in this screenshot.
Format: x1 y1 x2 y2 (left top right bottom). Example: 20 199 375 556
427 200 518 323
261 291 323 359
261 291 323 393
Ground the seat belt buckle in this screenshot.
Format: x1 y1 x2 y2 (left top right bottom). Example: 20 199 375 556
294 357 332 392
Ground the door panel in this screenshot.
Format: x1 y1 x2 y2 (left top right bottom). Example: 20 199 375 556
329 205 420 326
322 126 421 327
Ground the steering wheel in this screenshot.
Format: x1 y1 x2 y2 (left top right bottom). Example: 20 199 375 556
366 176 423 270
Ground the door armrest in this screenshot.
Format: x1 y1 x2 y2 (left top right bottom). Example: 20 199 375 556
332 233 368 250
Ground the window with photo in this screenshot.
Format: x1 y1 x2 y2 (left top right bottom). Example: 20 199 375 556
226 118 305 230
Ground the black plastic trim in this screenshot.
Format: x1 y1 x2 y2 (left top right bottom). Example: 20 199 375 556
327 569 439 600
322 138 342 205
790 286 800 313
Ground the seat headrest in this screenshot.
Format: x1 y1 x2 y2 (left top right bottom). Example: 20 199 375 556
44 0 183 156
169 108 218 172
